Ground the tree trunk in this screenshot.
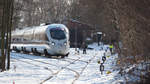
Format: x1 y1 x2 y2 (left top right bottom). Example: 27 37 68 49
1 0 6 72
7 0 14 70
0 0 14 71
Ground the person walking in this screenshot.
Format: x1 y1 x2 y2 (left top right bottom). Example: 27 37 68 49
82 42 87 54
109 44 113 55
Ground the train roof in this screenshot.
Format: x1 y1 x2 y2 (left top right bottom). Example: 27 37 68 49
12 24 67 36
13 24 66 31
48 24 67 28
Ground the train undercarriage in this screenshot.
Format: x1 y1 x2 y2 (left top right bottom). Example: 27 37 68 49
12 46 69 58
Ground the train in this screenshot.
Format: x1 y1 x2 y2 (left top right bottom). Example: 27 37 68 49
11 24 70 58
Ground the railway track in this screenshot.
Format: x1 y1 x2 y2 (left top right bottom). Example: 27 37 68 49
11 53 67 67
71 53 98 84
11 51 99 84
11 57 54 74
65 58 88 64
39 57 81 84
11 52 81 84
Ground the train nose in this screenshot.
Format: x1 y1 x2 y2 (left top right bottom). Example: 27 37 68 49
58 43 63 47
53 43 67 54
56 48 66 55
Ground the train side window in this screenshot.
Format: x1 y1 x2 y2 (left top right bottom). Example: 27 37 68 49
12 38 15 41
23 38 26 41
16 38 19 41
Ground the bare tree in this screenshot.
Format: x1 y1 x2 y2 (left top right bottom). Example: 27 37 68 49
0 0 14 71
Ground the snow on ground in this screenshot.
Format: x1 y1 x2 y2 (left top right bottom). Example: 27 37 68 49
0 43 125 84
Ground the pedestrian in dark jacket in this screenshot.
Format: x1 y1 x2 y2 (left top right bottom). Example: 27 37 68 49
82 42 87 54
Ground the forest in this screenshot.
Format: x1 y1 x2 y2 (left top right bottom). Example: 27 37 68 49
11 0 150 67
0 0 150 83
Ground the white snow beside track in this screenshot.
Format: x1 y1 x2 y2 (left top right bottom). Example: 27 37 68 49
0 43 125 84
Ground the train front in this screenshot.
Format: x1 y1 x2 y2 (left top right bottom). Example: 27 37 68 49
46 24 70 56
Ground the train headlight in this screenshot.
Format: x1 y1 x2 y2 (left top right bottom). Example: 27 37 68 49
64 42 67 45
52 42 55 45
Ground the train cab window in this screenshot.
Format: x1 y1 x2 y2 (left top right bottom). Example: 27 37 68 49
50 28 66 40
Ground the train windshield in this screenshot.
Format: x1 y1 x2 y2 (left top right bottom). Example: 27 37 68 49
50 28 66 40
